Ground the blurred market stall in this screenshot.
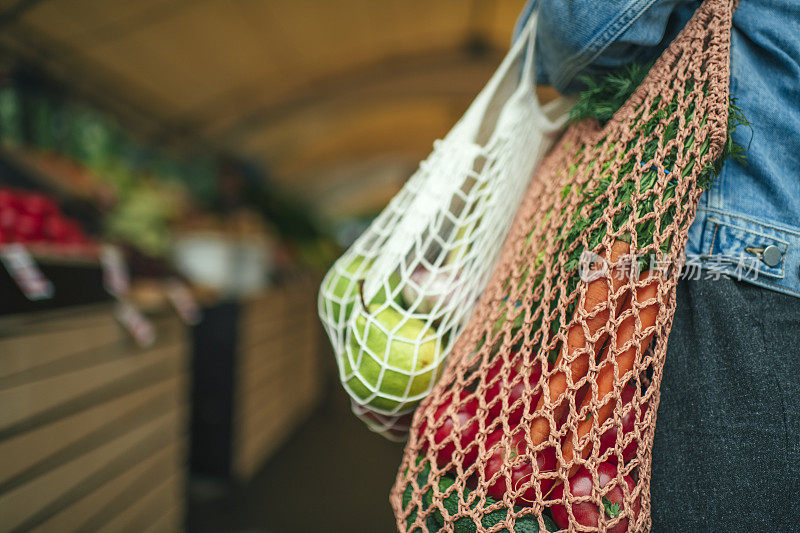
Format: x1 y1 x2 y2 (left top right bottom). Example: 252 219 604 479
0 1 533 532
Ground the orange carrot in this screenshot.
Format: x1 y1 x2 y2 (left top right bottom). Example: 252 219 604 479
529 240 631 447
560 270 662 474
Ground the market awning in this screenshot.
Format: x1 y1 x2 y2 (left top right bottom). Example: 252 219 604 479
0 0 532 215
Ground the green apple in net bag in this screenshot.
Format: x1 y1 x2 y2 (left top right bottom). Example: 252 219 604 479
324 255 369 322
343 305 441 413
324 255 404 322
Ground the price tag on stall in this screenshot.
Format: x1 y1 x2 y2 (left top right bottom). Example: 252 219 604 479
0 244 54 301
100 245 130 298
114 301 156 348
165 278 202 325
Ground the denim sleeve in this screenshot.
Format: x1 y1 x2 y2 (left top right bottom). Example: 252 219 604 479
515 0 698 94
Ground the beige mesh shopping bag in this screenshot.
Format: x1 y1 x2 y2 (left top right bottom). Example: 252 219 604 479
392 0 737 530
318 12 572 440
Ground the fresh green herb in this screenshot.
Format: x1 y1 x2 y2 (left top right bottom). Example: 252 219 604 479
405 459 556 532
485 62 748 355
603 496 622 519
569 63 654 124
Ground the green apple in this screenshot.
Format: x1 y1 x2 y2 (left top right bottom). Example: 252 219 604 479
324 255 369 322
323 255 405 322
342 306 441 412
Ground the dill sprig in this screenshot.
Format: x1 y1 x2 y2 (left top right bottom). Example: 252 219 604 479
569 63 654 124
491 62 749 357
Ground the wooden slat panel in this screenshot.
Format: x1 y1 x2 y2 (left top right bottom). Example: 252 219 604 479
0 373 184 486
142 503 183 533
240 316 286 341
234 393 316 481
234 399 285 477
239 320 284 353
0 306 121 379
95 473 182 533
30 442 181 533
0 339 185 433
240 311 279 329
235 377 285 435
0 304 113 336
236 344 287 394
231 278 322 480
240 316 312 354
234 415 284 480
0 311 185 390
282 297 314 315
236 359 285 401
0 409 180 532
238 334 285 365
0 323 186 392
236 304 309 396
233 360 317 480
242 290 285 318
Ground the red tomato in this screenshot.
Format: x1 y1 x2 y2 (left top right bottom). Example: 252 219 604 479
598 386 648 465
483 428 557 504
60 220 87 244
420 390 480 468
0 208 17 233
43 215 70 242
15 213 44 243
550 463 641 533
21 193 58 218
0 189 20 212
483 355 543 426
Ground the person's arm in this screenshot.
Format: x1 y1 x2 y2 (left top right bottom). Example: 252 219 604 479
516 0 698 94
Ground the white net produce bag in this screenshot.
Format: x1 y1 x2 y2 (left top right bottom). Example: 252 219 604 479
318 13 572 440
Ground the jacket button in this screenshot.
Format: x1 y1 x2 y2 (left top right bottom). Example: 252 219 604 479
762 245 782 267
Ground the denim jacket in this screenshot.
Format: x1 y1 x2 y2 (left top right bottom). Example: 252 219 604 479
516 0 800 298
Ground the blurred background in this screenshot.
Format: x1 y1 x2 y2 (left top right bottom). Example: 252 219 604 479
0 1 535 532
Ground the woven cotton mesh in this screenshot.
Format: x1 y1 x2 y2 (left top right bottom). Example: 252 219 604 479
318 14 569 440
392 0 734 530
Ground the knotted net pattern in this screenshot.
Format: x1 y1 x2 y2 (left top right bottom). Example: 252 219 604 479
392 0 735 530
318 13 569 440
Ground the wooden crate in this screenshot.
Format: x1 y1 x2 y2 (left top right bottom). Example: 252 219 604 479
0 304 189 533
231 277 322 480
